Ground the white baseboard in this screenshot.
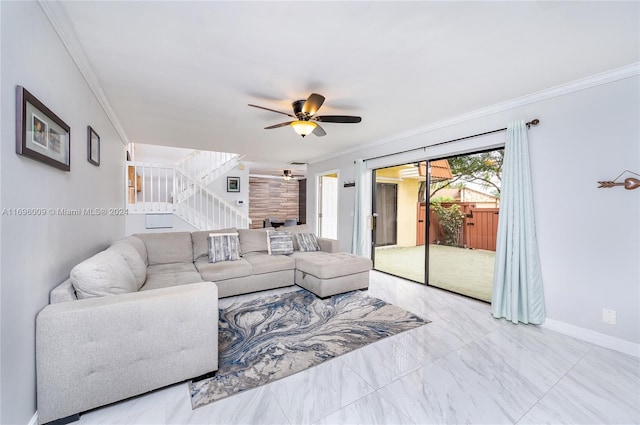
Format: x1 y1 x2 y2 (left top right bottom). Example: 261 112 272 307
542 319 640 358
28 411 38 425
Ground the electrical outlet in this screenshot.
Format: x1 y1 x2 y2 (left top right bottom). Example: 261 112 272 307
602 309 617 325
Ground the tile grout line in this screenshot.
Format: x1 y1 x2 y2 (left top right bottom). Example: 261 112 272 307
266 383 294 425
512 344 594 424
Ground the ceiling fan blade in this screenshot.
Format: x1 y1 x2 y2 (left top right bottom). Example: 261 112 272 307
314 115 362 123
248 104 295 118
302 93 325 116
312 124 326 137
264 121 294 129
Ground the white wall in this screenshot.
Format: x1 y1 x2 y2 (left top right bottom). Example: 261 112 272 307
0 2 127 423
210 165 250 212
125 213 199 235
307 74 640 349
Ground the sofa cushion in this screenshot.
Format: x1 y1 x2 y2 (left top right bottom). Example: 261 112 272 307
134 232 193 265
146 263 199 275
70 249 138 299
237 228 272 255
267 230 294 256
195 258 253 281
139 271 203 291
292 251 373 279
243 253 295 275
109 242 146 289
141 263 202 291
192 228 238 262
295 233 321 252
208 233 240 263
117 235 147 265
284 224 311 234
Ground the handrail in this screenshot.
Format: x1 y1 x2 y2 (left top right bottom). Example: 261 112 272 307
126 159 251 230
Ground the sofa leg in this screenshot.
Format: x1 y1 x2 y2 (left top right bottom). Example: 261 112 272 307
192 370 217 382
43 413 80 425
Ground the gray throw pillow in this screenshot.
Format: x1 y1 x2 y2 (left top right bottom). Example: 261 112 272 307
267 230 294 255
295 233 321 252
208 233 240 263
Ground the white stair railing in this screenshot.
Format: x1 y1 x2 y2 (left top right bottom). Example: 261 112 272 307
126 162 175 214
125 160 251 230
174 168 250 229
175 150 242 188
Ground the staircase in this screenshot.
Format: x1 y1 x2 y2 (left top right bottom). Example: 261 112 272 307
126 150 251 230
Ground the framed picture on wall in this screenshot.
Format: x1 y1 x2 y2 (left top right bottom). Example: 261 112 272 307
87 126 100 166
227 176 240 192
16 85 71 171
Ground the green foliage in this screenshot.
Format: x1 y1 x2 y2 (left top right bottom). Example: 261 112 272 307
431 150 504 198
430 196 455 204
431 202 465 246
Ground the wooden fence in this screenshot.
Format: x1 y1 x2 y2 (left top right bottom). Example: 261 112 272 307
417 202 499 251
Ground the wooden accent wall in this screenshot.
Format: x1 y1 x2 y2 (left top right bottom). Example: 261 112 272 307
249 177 300 229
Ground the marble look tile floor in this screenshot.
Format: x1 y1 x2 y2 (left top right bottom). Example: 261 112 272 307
75 271 640 425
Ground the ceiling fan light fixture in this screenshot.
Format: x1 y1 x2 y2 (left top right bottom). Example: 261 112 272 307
290 120 317 137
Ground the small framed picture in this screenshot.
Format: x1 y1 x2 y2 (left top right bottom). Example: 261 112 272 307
16 86 70 171
87 126 100 166
227 176 240 192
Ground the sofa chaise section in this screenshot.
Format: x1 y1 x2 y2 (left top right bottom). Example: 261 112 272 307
292 251 373 298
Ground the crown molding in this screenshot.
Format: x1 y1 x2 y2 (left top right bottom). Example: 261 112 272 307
38 0 129 145
308 62 640 165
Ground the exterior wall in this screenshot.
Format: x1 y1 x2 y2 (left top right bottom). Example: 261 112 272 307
396 179 420 247
0 2 127 423
307 75 640 349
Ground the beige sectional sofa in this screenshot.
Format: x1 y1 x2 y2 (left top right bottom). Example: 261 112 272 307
36 226 371 425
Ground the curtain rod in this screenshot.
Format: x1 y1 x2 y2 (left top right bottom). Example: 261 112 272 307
359 119 540 163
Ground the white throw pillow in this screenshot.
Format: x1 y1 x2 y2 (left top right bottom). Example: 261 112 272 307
70 249 138 299
110 242 147 289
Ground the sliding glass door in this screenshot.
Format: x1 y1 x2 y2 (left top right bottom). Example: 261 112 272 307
372 164 426 283
372 148 503 302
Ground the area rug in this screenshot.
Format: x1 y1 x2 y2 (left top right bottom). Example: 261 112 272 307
189 288 428 409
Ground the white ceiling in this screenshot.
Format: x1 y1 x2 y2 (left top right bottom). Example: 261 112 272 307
59 1 639 175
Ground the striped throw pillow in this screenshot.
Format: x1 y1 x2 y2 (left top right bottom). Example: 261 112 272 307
267 230 294 255
294 233 321 252
208 233 240 263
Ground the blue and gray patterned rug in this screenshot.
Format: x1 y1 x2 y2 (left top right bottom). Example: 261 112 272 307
189 288 428 409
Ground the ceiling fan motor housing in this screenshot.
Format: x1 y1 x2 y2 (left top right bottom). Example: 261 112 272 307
292 100 309 120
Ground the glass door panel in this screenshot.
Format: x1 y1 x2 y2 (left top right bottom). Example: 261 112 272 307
427 149 503 302
372 164 426 284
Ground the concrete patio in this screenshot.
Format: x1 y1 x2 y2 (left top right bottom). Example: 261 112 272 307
374 244 495 302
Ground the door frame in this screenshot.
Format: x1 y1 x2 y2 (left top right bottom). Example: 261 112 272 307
315 169 340 239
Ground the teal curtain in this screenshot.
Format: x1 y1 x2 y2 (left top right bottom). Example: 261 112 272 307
491 120 545 324
351 159 371 257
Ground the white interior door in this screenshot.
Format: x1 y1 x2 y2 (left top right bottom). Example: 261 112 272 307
319 174 338 239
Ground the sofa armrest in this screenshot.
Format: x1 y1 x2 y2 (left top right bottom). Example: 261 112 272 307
36 282 219 424
317 237 340 253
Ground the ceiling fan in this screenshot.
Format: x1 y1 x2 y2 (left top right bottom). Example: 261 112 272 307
248 93 362 138
283 169 306 180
